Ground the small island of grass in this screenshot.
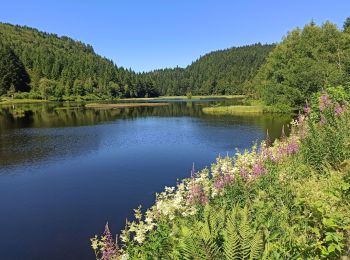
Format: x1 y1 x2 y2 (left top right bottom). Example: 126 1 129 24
0 98 48 105
202 102 295 115
202 105 265 115
85 102 170 109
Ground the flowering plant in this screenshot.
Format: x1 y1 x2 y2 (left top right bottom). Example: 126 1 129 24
91 91 350 259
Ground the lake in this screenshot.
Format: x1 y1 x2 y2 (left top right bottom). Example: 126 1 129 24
0 99 291 259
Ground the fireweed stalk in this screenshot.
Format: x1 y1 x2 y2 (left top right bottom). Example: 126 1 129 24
91 95 348 259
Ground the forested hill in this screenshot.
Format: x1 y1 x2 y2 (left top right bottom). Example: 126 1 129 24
0 22 158 99
145 43 275 96
0 23 275 99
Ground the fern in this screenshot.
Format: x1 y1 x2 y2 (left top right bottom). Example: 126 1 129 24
223 214 241 259
180 207 223 259
239 207 254 259
223 206 264 260
180 223 221 260
181 233 205 260
179 205 264 259
249 231 263 260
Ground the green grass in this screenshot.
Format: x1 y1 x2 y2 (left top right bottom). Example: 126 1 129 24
85 102 169 109
0 97 48 105
203 102 294 115
203 105 265 115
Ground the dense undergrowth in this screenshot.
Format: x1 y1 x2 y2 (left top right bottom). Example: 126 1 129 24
92 87 350 259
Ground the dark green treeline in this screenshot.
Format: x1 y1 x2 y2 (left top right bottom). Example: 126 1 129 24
145 43 275 96
0 22 158 100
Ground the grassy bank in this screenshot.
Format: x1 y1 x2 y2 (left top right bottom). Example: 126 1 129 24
85 102 169 109
202 102 294 115
203 105 265 115
0 98 48 105
92 90 350 259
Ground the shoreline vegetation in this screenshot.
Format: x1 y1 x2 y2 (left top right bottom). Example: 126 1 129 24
0 95 245 106
202 105 295 115
91 89 350 259
85 102 170 109
0 94 245 105
0 97 48 105
203 105 265 115
0 95 294 115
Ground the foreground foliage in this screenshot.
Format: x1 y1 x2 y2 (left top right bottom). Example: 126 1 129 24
91 89 350 259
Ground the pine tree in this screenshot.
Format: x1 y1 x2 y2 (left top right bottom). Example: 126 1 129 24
0 43 30 95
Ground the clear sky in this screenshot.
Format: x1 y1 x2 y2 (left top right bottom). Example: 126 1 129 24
1 1 349 72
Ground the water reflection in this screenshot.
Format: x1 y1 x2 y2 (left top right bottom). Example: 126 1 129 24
0 101 291 167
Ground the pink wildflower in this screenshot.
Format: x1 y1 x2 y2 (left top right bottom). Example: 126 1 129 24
223 174 234 185
262 147 272 161
277 145 287 157
286 139 299 154
252 161 265 177
214 179 225 190
102 223 118 260
268 152 277 162
188 183 208 205
199 194 208 205
334 103 347 116
187 164 208 205
319 93 331 112
214 174 234 192
303 102 311 115
239 167 248 179
189 184 201 198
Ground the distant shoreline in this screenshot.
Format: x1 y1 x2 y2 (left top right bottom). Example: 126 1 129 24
0 95 245 105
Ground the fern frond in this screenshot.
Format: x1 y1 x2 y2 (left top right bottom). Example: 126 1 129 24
249 231 263 260
239 207 254 259
201 238 222 260
180 231 204 260
223 215 241 260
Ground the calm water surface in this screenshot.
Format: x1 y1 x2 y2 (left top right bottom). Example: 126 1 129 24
0 100 291 259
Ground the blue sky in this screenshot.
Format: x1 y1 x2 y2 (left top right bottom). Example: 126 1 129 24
1 1 349 72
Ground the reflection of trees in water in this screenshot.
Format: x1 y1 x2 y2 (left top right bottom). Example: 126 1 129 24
0 104 109 167
0 126 101 167
110 104 291 140
0 102 291 167
0 99 275 128
0 103 123 130
199 114 292 141
0 102 208 130
0 102 291 138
